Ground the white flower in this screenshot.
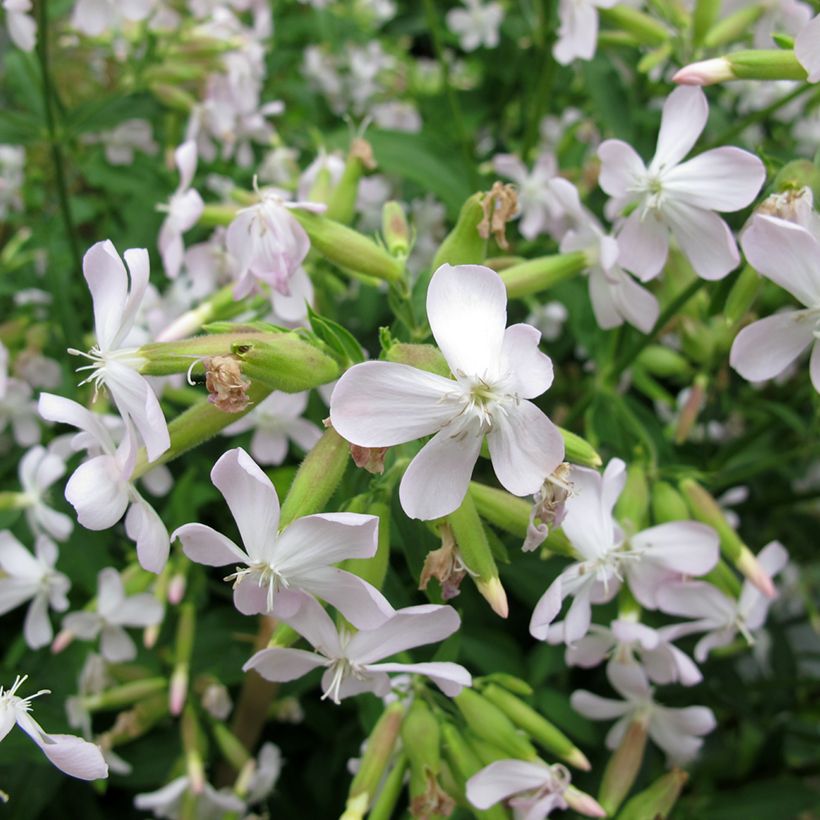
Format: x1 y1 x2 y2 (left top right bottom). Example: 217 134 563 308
17 446 73 541
467 760 571 819
172 448 392 627
0 674 108 780
222 391 321 465
3 0 36 51
796 12 820 82
446 0 504 51
572 665 716 765
67 240 170 462
0 369 40 447
91 118 158 166
0 532 70 649
63 567 163 662
330 263 565 520
529 459 719 644
134 776 245 819
244 595 471 704
71 0 156 36
38 392 171 572
158 141 204 280
598 86 766 281
553 0 617 65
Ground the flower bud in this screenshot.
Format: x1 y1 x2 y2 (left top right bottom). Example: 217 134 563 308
156 285 238 343
692 0 721 47
703 5 765 48
432 192 487 269
565 786 607 818
149 83 197 112
500 252 587 299
560 427 602 468
181 704 207 794
724 265 761 327
674 49 806 85
635 345 691 379
679 478 775 597
326 139 376 225
367 754 409 820
80 678 167 713
170 603 196 716
598 718 648 816
615 463 649 534
448 495 508 618
454 689 538 761
97 692 169 748
617 768 689 820
651 481 691 523
479 683 591 770
290 209 405 283
478 673 533 697
598 6 670 45
381 200 411 257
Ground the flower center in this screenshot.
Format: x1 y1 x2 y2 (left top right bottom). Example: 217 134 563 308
224 563 290 613
67 346 144 401
448 372 517 435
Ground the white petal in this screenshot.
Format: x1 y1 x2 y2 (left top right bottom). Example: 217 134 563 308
110 592 163 628
281 594 343 657
796 13 820 82
250 430 289 466
17 716 108 780
663 200 739 280
65 455 129 530
330 361 456 447
655 580 733 624
730 310 815 383
499 324 554 398
24 594 53 649
242 647 328 681
651 86 708 172
174 140 198 192
530 573 567 641
598 140 646 199
0 530 41 579
124 498 170 573
570 689 631 721
365 661 471 696
173 522 249 567
37 393 115 455
97 567 125 614
82 241 128 352
426 263 507 378
296 568 394 629
615 209 669 282
467 760 555 809
100 624 137 662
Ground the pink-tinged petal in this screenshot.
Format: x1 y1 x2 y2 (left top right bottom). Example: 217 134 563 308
589 267 624 330
741 540 789 630
693 628 736 662
399 423 483 520
488 400 564 497
100 624 137 662
742 214 820 307
275 512 378 573
492 154 528 184
570 690 632 721
172 522 248 567
631 521 719 574
175 140 198 192
467 760 554 809
348 604 461 665
666 644 703 686
566 628 615 667
103 361 169 462
65 455 129 530
615 209 669 282
23 594 53 649
598 140 646 199
500 324 554 398
330 361 456 447
112 592 163 628
242 647 328 681
426 264 507 378
211 448 280 562
530 573 565 641
796 13 820 82
296 568 394 629
270 265 314 323
365 661 471 696
563 580 595 644
16 715 108 780
664 201 739 280
603 266 660 333
655 580 733 624
250 430 289 465
730 310 815 383
82 241 128 352
663 147 765 212
125 499 170 573
612 619 660 649
811 341 820 393
281 593 344 657
650 86 708 172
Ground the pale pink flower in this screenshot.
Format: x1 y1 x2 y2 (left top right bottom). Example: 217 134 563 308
158 141 204 280
222 391 322 465
63 568 163 662
67 241 169 462
38 393 170 572
330 263 564 520
598 86 765 281
553 0 618 65
796 13 820 82
0 375 40 446
571 664 716 764
446 0 504 51
0 674 108 780
658 541 789 661
3 0 36 51
244 595 471 703
529 459 719 645
171 448 393 627
134 776 245 819
0 533 69 649
730 213 820 392
17 446 73 541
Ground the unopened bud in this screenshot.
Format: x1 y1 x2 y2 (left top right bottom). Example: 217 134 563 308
367 754 409 820
724 265 761 327
181 705 206 794
168 572 187 605
432 192 488 269
149 83 197 112
675 49 807 85
651 481 691 523
565 786 607 818
170 603 196 716
51 628 75 654
674 375 707 444
560 427 601 468
454 689 538 760
703 5 765 48
500 252 587 299
635 345 691 379
599 6 670 45
618 768 689 820
615 463 649 534
381 201 411 257
341 499 391 591
598 719 648 816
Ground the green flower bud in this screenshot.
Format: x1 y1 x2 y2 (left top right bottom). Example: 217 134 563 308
703 5 765 48
149 83 198 112
80 678 168 713
560 427 602 468
599 6 670 45
635 346 691 379
692 0 721 47
651 481 691 523
615 463 649 534
367 754 409 820
500 252 587 300
432 192 487 270
381 200 411 257
618 768 689 820
478 673 533 697
598 719 648 816
454 689 538 760
326 139 375 225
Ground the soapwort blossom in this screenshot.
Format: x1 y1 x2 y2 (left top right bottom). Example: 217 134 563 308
658 541 789 661
330 263 565 520
598 86 765 281
0 532 70 649
0 674 108 780
529 459 719 645
730 213 820 392
71 0 155 36
244 595 471 704
466 760 570 818
553 0 617 65
571 665 716 764
158 141 204 280
3 0 36 51
67 241 169 462
446 0 504 51
172 447 393 627
38 393 170 572
17 445 73 541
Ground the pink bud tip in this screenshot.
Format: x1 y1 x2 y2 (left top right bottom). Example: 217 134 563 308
738 550 776 598
51 630 74 654
168 574 187 606
143 625 159 650
478 577 509 619
566 786 607 818
672 58 733 86
169 671 188 716
566 747 592 771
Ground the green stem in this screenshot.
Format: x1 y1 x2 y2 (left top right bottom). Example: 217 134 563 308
36 0 81 344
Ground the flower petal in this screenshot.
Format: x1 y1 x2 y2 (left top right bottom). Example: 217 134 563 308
242 647 328 681
651 86 708 172
365 661 471 696
172 522 249 567
500 324 554 398
796 13 820 82
124 497 170 574
663 200 739 280
82 241 128 352
467 760 554 809
598 140 646 199
615 209 669 282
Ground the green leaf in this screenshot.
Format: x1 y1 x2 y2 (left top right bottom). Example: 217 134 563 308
307 304 365 365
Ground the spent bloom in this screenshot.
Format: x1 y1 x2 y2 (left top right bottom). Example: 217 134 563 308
446 0 504 51
330 263 565 520
68 240 170 462
598 86 766 281
571 664 716 764
658 541 789 661
0 532 70 649
730 213 820 392
172 448 393 627
529 459 719 645
62 567 164 662
0 674 108 780
244 595 472 704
